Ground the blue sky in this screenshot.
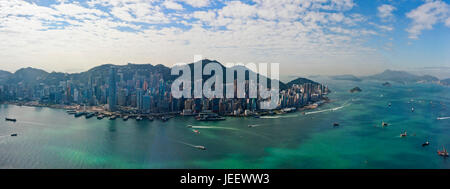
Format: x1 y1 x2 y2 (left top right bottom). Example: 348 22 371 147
0 0 449 77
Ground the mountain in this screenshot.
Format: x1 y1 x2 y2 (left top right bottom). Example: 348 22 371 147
331 74 362 82
440 78 450 86
1 60 326 92
8 67 49 85
0 70 12 84
364 70 439 84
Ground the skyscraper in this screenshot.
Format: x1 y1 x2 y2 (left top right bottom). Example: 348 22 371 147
108 67 117 112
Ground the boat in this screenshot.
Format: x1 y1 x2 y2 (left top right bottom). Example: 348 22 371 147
11 133 18 137
123 116 129 121
196 112 225 121
411 107 415 112
437 146 449 157
186 125 193 128
253 115 261 118
148 117 154 121
248 124 258 128
193 129 200 134
400 131 407 137
97 114 104 120
5 118 17 122
161 116 169 122
194 145 206 150
109 115 117 120
388 102 392 107
333 122 340 127
66 110 77 114
85 112 95 119
382 121 388 127
74 112 86 118
422 141 430 147
136 116 143 121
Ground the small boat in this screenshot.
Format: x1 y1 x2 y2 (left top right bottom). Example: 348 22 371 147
333 122 340 127
248 124 258 128
123 116 129 121
411 107 415 112
437 147 449 157
400 131 407 137
388 102 391 107
74 112 85 118
97 115 104 120
382 121 389 127
85 112 95 119
11 133 18 137
136 116 143 121
148 117 154 121
193 129 200 134
422 141 430 147
186 125 193 128
161 116 169 122
194 145 206 150
109 115 117 120
5 118 17 122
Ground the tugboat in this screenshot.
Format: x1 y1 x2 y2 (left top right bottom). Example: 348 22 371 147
400 131 407 137
333 122 340 127
422 141 430 147
5 118 17 122
196 112 225 121
437 146 449 157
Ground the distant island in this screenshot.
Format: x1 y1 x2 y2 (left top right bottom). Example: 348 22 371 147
349 87 362 93
363 69 440 84
382 82 392 87
331 75 362 82
440 78 450 86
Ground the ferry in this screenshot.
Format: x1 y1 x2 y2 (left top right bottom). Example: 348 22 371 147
196 112 225 121
5 118 17 122
438 147 449 157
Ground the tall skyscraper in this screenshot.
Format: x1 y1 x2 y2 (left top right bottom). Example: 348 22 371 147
108 67 117 112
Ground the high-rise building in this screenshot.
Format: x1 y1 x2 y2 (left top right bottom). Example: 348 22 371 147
108 67 117 111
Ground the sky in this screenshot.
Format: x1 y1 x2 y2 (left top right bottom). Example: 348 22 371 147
0 0 449 77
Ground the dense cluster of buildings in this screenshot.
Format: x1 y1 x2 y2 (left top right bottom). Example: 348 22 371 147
0 66 328 116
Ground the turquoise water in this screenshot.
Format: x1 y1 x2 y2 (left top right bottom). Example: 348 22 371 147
0 79 449 169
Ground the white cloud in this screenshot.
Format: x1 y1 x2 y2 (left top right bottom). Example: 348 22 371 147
179 0 210 8
163 1 184 10
377 4 396 20
406 0 450 39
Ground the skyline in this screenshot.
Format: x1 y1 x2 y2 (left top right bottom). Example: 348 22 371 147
1 0 450 76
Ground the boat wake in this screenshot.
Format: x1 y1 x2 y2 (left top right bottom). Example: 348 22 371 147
171 139 206 150
437 117 450 120
187 125 239 131
305 103 349 115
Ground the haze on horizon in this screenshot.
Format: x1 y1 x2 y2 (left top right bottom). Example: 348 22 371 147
0 0 449 77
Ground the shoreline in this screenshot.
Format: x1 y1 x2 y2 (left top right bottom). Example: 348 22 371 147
1 97 330 121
